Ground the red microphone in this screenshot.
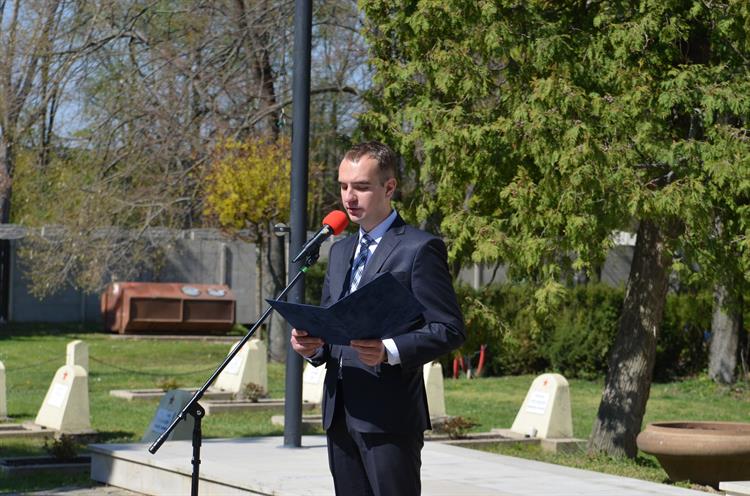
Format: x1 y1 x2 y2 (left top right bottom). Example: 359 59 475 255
322 210 349 235
292 210 349 263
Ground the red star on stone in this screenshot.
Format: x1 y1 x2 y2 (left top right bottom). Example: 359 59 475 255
63 372 68 380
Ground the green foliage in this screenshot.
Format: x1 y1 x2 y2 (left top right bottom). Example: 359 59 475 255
203 137 292 236
11 149 96 225
304 259 328 306
360 0 750 294
657 291 713 380
453 283 545 376
453 283 712 380
546 286 623 380
43 434 79 462
434 416 478 439
241 382 266 402
156 377 181 390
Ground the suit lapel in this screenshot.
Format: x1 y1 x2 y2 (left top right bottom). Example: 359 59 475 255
359 215 406 287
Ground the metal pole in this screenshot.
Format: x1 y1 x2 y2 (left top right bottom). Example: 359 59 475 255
284 0 312 448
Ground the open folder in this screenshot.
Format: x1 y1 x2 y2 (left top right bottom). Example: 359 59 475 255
267 272 426 345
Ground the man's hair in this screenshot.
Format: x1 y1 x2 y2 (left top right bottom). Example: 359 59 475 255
344 141 398 183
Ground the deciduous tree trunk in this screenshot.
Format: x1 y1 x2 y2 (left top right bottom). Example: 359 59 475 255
709 285 742 384
588 219 671 458
264 221 287 362
0 141 14 321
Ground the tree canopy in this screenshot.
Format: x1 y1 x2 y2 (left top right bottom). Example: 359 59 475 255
5 0 365 297
203 137 292 236
360 0 750 456
361 0 750 283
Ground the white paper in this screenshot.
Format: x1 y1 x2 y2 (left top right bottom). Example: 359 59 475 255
525 391 550 415
47 383 69 408
224 355 242 375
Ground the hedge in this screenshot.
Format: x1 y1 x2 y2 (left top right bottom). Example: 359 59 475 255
453 283 714 380
305 261 716 380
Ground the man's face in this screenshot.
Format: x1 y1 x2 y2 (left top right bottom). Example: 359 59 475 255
338 155 396 232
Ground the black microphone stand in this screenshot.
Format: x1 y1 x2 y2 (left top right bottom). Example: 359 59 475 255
148 247 321 496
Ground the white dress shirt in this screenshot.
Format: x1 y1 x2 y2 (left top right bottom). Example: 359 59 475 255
352 209 402 365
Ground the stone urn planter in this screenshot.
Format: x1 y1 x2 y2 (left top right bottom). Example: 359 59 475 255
637 421 750 488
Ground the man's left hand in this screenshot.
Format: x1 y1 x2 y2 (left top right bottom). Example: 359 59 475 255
350 339 386 366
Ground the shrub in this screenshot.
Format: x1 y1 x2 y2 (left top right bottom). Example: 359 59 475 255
304 260 327 306
44 434 78 461
240 382 266 402
454 282 716 380
546 285 622 379
452 284 548 377
656 291 711 380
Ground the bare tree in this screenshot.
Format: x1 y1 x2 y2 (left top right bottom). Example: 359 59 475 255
0 0 103 319
13 0 368 355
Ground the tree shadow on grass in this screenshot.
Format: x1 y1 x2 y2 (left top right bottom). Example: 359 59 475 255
0 322 102 340
633 455 660 469
80 430 135 444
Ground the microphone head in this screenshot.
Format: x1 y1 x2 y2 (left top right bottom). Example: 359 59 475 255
322 210 349 235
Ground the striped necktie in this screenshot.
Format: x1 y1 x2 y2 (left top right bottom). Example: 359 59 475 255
349 234 375 293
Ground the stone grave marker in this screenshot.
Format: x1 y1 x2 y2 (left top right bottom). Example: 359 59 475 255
423 362 447 418
66 340 89 372
302 362 325 405
0 360 6 420
141 389 195 443
212 339 267 398
35 364 91 432
510 373 573 439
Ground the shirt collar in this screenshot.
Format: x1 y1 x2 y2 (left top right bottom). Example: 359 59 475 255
359 209 397 245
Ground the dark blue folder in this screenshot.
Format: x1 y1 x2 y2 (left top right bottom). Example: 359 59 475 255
267 272 426 345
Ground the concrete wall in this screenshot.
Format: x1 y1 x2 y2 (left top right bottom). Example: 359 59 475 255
6 228 635 325
8 232 259 324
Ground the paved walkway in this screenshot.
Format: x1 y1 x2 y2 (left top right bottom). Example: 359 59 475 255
19 487 140 496
78 436 708 496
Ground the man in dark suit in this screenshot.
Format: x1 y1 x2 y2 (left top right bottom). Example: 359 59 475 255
291 141 465 496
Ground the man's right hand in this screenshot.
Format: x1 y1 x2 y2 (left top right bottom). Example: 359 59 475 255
290 328 324 358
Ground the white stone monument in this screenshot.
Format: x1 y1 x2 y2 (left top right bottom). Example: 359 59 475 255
141 389 195 443
302 362 325 404
211 339 267 398
423 362 447 418
35 364 91 432
0 360 7 420
510 373 573 439
66 340 89 372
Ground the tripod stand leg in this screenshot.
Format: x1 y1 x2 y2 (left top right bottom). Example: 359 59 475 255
188 402 205 496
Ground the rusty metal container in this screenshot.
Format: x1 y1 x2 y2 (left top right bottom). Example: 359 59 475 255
101 282 235 334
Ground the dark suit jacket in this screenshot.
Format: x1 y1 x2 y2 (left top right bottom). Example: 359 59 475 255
310 214 465 434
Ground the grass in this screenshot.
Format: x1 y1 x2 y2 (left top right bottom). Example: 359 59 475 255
2 324 749 493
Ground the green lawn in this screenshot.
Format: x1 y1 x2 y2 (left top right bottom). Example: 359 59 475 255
1 324 748 492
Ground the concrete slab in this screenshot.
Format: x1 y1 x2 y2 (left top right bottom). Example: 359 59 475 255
202 398 316 415
108 388 233 401
721 480 750 495
0 422 55 439
89 436 707 496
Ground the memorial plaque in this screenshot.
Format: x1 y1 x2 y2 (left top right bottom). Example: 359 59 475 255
302 363 325 404
141 389 194 443
35 365 91 432
212 339 267 397
510 373 573 439
423 362 447 418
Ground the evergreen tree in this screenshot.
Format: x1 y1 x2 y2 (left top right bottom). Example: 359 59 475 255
360 0 750 457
